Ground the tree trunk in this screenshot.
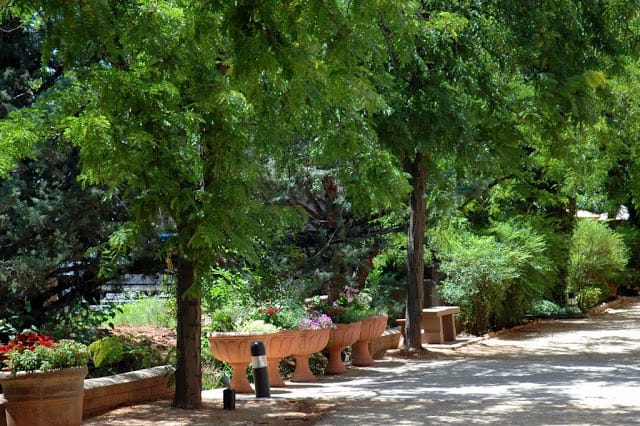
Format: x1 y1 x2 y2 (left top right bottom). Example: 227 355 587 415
172 255 202 409
403 155 427 350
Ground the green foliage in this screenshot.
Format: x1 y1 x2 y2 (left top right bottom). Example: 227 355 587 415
567 220 628 309
432 219 553 334
4 0 640 400
529 300 582 317
201 267 256 312
88 333 173 378
46 302 120 345
576 286 607 310
0 139 125 333
305 287 374 324
207 308 238 333
7 340 89 373
236 321 279 334
614 224 640 289
109 296 176 329
251 302 305 330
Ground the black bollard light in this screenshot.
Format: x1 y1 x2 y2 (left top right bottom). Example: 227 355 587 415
251 340 270 398
221 375 235 410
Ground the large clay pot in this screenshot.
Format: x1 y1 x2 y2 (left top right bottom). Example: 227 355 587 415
325 321 362 374
352 315 388 366
0 366 88 426
266 330 301 386
207 332 273 393
290 328 331 382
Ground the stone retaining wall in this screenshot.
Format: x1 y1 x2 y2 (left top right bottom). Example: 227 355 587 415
83 365 175 418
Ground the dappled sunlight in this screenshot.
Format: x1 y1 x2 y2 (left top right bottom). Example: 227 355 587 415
85 300 640 425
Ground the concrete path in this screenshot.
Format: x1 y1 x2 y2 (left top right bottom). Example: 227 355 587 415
206 299 640 425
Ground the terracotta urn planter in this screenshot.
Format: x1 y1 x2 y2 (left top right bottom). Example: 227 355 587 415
352 315 388 366
0 366 88 426
266 330 301 386
207 332 273 393
325 321 362 374
290 328 331 382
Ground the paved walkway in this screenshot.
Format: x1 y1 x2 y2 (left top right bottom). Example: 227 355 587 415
211 298 640 425
86 298 640 425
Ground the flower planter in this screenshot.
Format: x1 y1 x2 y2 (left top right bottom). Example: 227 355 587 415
0 366 88 426
290 328 331 382
352 315 388 366
207 332 273 394
266 330 301 386
325 321 361 374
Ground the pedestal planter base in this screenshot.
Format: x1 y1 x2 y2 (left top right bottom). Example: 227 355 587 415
352 315 388 366
266 330 301 387
291 328 331 382
325 322 361 374
0 366 88 426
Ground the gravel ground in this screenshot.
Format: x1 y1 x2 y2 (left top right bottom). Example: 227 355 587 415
84 297 640 425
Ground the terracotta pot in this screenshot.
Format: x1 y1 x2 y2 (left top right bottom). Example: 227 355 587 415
290 328 331 382
207 332 272 393
0 366 88 426
266 330 301 386
352 315 388 366
325 321 361 374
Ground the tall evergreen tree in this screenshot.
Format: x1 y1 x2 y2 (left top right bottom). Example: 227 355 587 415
0 13 125 333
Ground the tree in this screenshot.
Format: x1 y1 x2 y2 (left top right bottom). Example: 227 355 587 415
1 1 414 408
0 13 126 335
371 1 640 349
372 2 519 349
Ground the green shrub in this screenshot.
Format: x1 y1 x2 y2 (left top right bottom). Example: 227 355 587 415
529 299 582 316
88 333 172 377
202 267 257 312
576 285 606 309
432 220 553 335
567 220 628 308
613 224 640 291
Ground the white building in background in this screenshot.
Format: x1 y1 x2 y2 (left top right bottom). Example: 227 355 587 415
576 205 629 222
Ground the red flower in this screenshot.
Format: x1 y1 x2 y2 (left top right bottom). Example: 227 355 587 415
266 308 276 315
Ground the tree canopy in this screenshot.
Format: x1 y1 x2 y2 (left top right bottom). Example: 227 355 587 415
3 0 640 407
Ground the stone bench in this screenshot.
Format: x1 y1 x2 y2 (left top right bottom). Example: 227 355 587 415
396 306 460 344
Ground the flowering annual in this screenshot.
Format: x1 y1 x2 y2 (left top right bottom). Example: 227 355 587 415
0 330 89 374
252 303 302 330
0 331 55 369
298 313 334 330
306 287 374 324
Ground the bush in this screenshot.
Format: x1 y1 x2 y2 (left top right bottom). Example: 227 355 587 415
529 300 582 316
575 286 605 309
88 333 173 377
567 220 628 309
432 220 553 335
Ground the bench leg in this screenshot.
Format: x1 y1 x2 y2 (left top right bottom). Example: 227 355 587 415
421 316 444 344
441 314 456 342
